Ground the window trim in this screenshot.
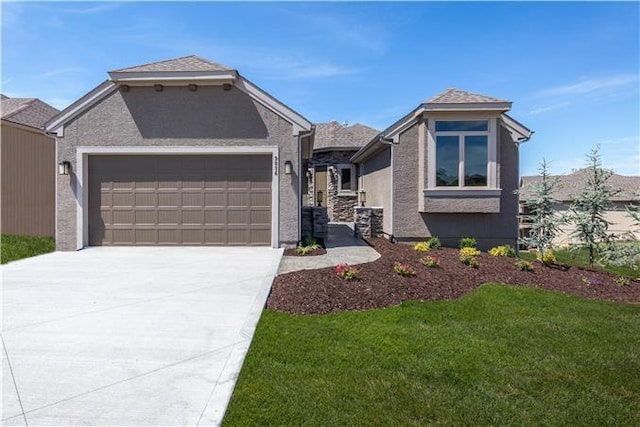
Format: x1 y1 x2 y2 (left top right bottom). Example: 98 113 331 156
426 116 498 190
337 163 357 194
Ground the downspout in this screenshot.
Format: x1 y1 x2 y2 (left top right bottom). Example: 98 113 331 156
298 127 315 245
515 131 534 254
379 135 398 243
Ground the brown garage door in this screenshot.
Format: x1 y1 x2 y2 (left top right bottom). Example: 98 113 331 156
89 154 272 246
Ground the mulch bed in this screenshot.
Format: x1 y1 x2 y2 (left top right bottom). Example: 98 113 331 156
283 247 328 257
268 237 640 314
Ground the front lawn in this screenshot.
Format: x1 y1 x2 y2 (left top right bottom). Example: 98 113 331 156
224 285 640 425
1 234 55 264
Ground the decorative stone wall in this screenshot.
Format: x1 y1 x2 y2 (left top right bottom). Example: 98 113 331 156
327 166 358 222
301 206 328 240
354 207 383 238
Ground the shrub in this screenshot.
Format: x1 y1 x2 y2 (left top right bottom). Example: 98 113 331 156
420 255 440 268
393 262 417 277
335 263 359 281
459 254 479 268
536 249 556 265
516 260 534 271
614 276 630 286
413 242 431 252
426 236 442 250
489 245 516 257
460 247 481 257
459 237 477 249
296 236 320 255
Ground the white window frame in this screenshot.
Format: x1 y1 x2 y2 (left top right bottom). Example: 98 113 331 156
337 163 357 195
426 117 498 192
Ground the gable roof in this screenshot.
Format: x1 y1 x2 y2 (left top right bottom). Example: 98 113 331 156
314 121 379 151
1 95 59 129
110 55 231 73
426 88 509 104
45 55 312 136
520 170 640 202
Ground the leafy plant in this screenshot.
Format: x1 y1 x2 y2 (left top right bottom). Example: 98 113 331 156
393 262 416 277
420 255 440 268
614 276 630 286
296 236 320 255
516 260 534 271
459 254 479 268
489 245 516 257
413 242 431 252
335 263 359 281
536 249 556 265
426 236 442 250
460 247 481 257
520 158 564 264
459 237 477 249
568 146 620 267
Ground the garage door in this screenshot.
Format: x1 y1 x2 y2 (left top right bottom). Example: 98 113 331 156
88 155 272 246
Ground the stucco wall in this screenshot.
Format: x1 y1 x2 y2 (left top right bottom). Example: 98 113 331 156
359 146 391 232
56 85 299 250
392 121 520 249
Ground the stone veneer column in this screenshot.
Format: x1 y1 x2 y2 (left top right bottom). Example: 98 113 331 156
354 207 383 238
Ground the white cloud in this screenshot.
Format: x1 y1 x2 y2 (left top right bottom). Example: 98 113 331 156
526 102 571 116
539 74 639 96
41 68 87 78
63 3 123 14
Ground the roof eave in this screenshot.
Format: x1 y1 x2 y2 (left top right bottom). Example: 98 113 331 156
108 70 239 85
423 101 512 112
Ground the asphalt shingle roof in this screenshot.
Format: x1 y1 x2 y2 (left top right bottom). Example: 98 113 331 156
314 121 379 150
427 88 509 104
520 169 640 202
111 55 233 73
1 95 59 129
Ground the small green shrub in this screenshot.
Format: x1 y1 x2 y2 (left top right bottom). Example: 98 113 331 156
489 245 516 257
335 263 359 281
614 276 630 286
296 236 320 255
303 235 319 248
460 254 479 268
393 262 417 277
516 260 534 271
536 250 556 265
426 236 442 250
459 237 477 249
420 256 440 268
413 242 431 252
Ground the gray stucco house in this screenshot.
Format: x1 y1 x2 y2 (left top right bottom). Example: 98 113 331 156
304 121 378 221
45 56 313 249
352 89 533 249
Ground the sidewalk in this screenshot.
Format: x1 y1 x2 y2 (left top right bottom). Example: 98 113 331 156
277 222 381 274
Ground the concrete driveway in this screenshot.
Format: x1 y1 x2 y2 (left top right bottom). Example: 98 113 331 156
1 246 282 426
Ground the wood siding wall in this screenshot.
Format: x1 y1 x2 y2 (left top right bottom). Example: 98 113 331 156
1 120 55 236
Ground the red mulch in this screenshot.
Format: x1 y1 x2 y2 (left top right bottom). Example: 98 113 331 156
268 237 640 314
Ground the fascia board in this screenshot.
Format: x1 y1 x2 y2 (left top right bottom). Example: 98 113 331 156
351 139 385 163
44 80 118 135
502 113 533 140
235 76 312 132
108 70 238 82
423 101 512 111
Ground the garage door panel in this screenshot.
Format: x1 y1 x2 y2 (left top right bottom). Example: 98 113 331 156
89 154 272 246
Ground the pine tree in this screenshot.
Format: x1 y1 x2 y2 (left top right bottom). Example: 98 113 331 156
521 158 563 262
568 145 620 266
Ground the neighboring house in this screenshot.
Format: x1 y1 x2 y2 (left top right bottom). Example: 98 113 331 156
352 88 533 250
45 55 313 250
304 121 378 221
519 170 640 245
1 94 59 236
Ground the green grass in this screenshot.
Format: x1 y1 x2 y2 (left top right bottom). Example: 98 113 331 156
224 285 640 426
1 234 55 264
519 245 640 278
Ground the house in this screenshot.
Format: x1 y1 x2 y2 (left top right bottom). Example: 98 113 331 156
304 121 378 221
351 89 533 250
519 170 640 245
1 94 59 236
44 55 313 250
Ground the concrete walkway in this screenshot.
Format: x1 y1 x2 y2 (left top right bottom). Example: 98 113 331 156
277 223 380 274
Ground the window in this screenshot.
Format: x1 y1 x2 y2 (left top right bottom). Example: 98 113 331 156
434 120 490 188
337 164 357 193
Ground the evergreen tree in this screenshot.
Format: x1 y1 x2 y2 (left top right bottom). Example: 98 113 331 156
521 158 563 262
568 145 620 266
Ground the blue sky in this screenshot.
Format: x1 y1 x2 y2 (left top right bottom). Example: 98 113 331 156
2 1 639 176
